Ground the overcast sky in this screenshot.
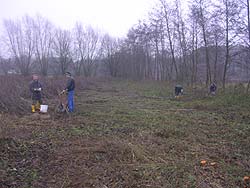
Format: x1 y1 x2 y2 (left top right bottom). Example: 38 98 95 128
0 0 158 37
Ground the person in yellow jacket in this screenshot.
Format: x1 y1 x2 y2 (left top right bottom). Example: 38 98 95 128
29 74 43 112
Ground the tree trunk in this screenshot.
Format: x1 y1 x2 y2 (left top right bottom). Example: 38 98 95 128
162 5 178 80
214 41 218 82
201 24 212 86
222 0 229 90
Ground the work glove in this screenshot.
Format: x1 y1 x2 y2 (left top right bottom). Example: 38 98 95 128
34 88 41 91
61 90 66 94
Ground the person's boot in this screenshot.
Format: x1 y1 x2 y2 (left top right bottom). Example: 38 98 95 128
31 105 35 113
35 102 40 112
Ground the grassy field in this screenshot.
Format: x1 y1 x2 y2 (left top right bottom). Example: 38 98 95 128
1 79 250 188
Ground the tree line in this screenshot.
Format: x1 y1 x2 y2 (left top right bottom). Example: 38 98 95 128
0 0 250 87
107 0 250 88
0 15 103 77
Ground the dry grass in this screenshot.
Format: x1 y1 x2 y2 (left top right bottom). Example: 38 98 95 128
0 79 250 188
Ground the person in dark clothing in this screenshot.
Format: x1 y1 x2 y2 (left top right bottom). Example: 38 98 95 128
210 82 217 95
63 72 75 112
29 74 43 112
175 85 183 98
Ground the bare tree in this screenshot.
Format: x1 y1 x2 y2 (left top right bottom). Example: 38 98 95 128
123 22 153 80
191 0 213 85
245 0 250 82
72 23 102 77
33 15 53 76
83 26 101 77
101 34 119 77
159 0 179 80
189 5 200 85
244 0 250 48
72 23 86 76
209 11 224 82
3 16 34 75
52 28 72 75
174 0 190 83
148 18 161 80
237 0 250 79
220 0 243 88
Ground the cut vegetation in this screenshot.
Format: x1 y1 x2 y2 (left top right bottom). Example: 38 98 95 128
1 79 250 188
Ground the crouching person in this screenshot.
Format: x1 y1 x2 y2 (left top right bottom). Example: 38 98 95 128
29 74 43 112
210 82 217 95
175 85 183 99
63 72 75 113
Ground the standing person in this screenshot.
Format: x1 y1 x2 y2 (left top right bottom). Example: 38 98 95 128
63 72 75 112
29 74 43 113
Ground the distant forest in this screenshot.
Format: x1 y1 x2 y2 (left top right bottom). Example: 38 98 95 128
0 0 249 87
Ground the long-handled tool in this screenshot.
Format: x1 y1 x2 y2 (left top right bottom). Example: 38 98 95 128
55 90 69 113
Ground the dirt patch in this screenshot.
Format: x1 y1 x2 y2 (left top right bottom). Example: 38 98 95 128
0 137 53 188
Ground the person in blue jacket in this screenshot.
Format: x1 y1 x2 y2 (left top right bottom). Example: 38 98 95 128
63 72 75 112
